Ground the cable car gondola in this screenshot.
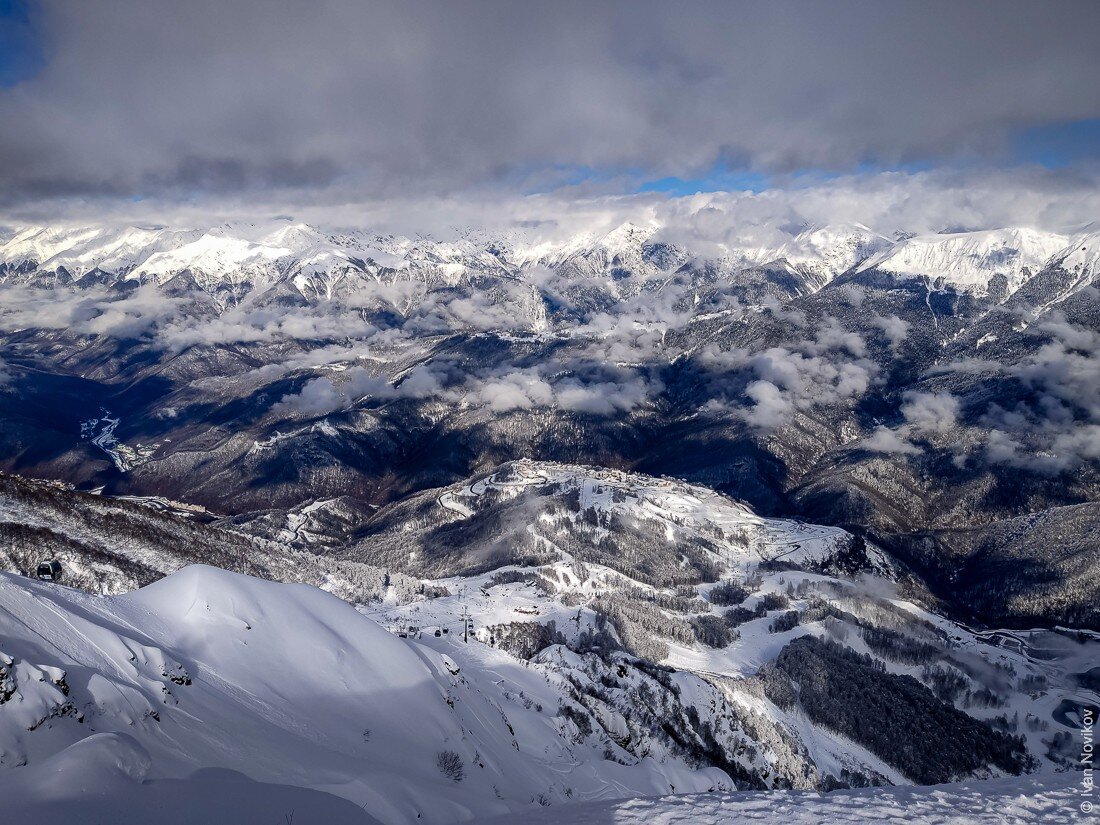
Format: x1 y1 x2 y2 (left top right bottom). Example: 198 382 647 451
36 560 63 582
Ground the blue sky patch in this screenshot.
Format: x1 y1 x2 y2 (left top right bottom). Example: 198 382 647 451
0 0 43 87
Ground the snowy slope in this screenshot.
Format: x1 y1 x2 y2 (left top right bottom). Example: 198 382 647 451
472 460 859 568
0 733 379 825
0 225 201 280
520 221 660 268
366 542 1097 782
132 233 291 284
0 566 730 825
6 737 1081 825
2 220 1077 302
3 467 1094 821
856 228 1069 295
351 459 870 580
0 471 421 605
1051 228 1100 285
482 771 1084 824
354 462 1095 785
767 223 892 288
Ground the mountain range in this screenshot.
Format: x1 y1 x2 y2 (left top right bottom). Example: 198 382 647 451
1 218 1096 624
0 217 1097 822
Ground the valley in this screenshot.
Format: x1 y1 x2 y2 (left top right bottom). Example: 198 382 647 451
0 217 1095 823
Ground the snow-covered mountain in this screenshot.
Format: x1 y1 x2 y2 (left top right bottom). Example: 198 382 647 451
1049 227 1100 291
0 214 1096 628
0 470 437 604
0 211 1097 825
231 461 1092 787
3 471 1095 823
6 462 1094 819
5 220 1085 301
0 565 734 824
856 227 1072 296
766 223 893 290
321 459 879 580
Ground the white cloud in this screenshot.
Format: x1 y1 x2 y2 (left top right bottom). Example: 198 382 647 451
273 377 347 417
861 426 920 455
397 365 446 399
901 391 960 433
742 380 795 430
871 314 910 351
554 376 651 416
2 2 1098 214
477 371 554 412
273 367 395 417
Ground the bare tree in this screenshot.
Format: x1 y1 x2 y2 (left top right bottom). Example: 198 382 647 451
436 749 465 782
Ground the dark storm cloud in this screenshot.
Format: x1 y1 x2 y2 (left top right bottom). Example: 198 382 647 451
1 0 1098 205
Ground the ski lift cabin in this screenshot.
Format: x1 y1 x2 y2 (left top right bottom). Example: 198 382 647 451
36 560 63 582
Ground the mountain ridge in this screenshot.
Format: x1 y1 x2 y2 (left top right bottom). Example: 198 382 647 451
4 221 1094 301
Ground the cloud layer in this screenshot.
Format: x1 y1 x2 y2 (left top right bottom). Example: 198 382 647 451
1 1 1098 211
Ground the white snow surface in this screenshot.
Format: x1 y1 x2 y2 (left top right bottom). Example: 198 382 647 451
768 223 892 286
0 732 380 824
1055 228 1100 283
4 736 1083 825
360 462 1098 783
482 771 1085 824
2 473 1096 822
435 460 860 571
0 566 729 825
857 227 1070 295
4 220 1086 298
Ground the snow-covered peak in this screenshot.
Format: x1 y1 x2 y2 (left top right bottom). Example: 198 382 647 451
2 220 1089 303
856 227 1070 295
420 459 857 572
0 565 729 823
597 220 661 250
254 221 331 249
0 225 205 281
525 220 662 268
1052 227 1100 281
769 223 893 286
0 225 107 266
132 233 293 284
